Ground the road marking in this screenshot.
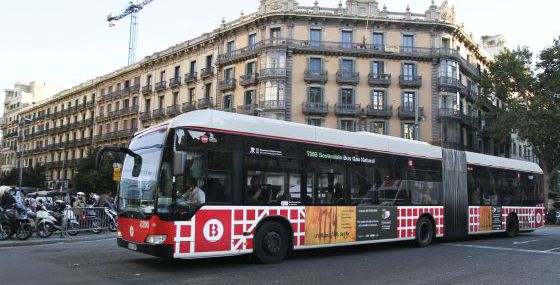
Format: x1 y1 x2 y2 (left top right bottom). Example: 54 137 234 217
445 244 560 255
513 239 540 245
543 247 560 253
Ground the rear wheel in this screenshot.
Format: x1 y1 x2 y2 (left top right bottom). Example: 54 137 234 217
91 218 102 234
16 224 33 240
108 219 117 232
253 222 290 264
36 223 54 238
66 222 80 236
415 217 434 247
505 215 519 238
0 222 12 240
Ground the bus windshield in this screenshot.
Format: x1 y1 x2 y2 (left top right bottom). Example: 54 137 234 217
119 128 167 218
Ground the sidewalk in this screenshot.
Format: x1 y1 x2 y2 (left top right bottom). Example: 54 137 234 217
0 231 116 248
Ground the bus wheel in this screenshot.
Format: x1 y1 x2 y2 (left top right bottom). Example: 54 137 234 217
415 217 434 247
505 215 519 238
253 222 289 264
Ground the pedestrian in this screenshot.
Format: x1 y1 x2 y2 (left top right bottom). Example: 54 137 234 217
0 188 16 210
28 194 38 212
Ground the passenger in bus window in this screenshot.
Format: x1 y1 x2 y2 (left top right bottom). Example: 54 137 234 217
247 176 265 205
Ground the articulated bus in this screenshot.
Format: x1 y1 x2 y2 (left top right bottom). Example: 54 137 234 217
111 109 544 263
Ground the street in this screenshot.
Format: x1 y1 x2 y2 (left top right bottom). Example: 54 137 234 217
2 227 560 285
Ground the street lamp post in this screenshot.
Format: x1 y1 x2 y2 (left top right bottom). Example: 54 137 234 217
18 117 33 190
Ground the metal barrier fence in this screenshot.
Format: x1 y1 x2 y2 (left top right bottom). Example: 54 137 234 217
59 207 116 237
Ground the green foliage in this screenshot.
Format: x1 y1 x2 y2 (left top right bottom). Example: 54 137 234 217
71 148 123 195
477 37 560 197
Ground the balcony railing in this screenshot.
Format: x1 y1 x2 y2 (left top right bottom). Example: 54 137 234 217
438 108 462 121
304 70 328 84
141 85 152 95
121 87 131 96
140 111 152 121
130 85 140 94
366 105 393 118
218 78 237 91
86 100 95 109
184 72 198 84
438 76 466 93
303 102 329 115
335 103 361 116
240 73 259 86
368 73 391 87
399 75 422 88
200 67 214 78
259 100 286 111
217 45 259 64
461 111 479 127
155 81 167 92
398 106 424 119
336 72 359 85
152 108 166 119
466 87 479 101
237 104 258 115
198 97 214 109
166 105 181 116
259 68 287 79
169 77 182 88
182 102 196 112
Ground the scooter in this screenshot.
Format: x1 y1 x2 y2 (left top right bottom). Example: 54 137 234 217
28 205 57 238
0 204 33 241
49 202 80 236
104 202 118 232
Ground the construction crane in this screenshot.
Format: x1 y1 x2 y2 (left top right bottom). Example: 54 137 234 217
107 0 155 65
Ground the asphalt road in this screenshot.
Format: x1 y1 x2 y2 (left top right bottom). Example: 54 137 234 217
2 227 560 285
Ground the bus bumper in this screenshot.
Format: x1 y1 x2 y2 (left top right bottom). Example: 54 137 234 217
117 238 174 258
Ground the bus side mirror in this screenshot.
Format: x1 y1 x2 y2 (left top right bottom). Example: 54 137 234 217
132 156 143 177
173 152 187 176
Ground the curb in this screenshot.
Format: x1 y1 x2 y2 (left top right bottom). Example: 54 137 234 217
0 233 117 248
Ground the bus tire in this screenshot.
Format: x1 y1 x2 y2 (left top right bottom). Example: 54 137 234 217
415 217 434 247
253 222 289 264
505 215 519 238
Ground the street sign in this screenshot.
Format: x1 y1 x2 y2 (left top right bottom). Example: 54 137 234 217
113 167 122 182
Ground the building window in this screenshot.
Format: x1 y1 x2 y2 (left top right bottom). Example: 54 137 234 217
402 63 416 80
307 87 323 103
246 61 256 75
339 120 356 132
310 29 322 46
226 40 235 55
371 90 385 109
370 121 387 135
339 88 354 105
341 59 354 74
145 99 151 112
341 30 353 48
440 60 459 79
403 91 415 111
172 92 179 106
402 34 414 52
307 118 323 127
174 66 180 79
146 74 152 85
373 33 384 48
223 94 233 110
188 88 196 102
204 83 212 98
262 80 285 102
158 96 164 109
159 71 166 81
206 55 213 69
248 34 257 48
402 122 415 140
189 61 197 73
224 67 234 80
372 61 384 76
270 27 282 39
308 58 322 72
244 90 255 105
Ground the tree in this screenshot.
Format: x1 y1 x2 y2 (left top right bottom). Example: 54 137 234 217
478 38 560 203
0 165 46 188
72 148 123 195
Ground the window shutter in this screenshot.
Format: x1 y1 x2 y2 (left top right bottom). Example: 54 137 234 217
379 61 385 74
338 88 342 103
320 87 324 103
413 64 418 77
306 86 310 101
352 88 356 104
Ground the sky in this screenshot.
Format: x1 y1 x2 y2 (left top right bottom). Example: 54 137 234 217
0 0 558 116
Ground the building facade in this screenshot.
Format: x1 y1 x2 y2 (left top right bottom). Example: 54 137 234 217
4 0 512 183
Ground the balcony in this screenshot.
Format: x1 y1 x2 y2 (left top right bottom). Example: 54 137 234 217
366 105 393 118
303 102 329 116
155 81 167 92
169 77 182 88
240 73 259 87
218 78 237 92
152 108 166 119
198 97 214 109
466 87 479 101
461 111 479 128
438 76 466 93
110 110 120 118
259 68 287 80
303 70 328 84
140 111 152 121
166 105 181 117
200 67 214 79
121 87 131 96
368 73 391 87
398 106 424 119
113 90 122 100
237 104 258 115
259 100 286 111
335 104 361 116
141 85 152 95
86 100 95 109
217 45 259 64
438 108 462 121
184 72 198 84
182 102 196 113
130 85 140 94
336 72 359 85
399 75 422 88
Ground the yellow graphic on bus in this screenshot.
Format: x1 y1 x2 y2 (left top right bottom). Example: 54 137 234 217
480 206 492 231
305 206 356 245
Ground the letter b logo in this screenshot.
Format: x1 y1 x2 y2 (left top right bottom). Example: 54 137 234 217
203 219 224 242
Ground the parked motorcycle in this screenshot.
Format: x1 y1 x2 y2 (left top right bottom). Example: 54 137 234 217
104 202 118 232
546 208 559 225
0 204 33 240
27 205 57 238
49 201 80 236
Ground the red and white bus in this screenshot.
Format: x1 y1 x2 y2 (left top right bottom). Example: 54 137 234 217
108 109 544 263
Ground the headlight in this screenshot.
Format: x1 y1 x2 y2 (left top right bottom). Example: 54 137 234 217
117 230 122 238
145 235 167 245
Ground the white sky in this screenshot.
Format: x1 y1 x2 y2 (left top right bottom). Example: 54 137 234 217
0 0 558 116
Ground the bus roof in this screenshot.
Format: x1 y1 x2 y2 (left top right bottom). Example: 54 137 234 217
158 109 542 174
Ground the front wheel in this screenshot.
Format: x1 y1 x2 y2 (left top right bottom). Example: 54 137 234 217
36 223 54 238
253 222 290 264
505 215 519 238
16 224 33 240
415 217 434 247
108 219 117 232
91 218 102 234
0 222 12 240
66 222 80 236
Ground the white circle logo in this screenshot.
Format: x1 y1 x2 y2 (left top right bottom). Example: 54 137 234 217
129 226 134 237
203 219 224 242
537 213 542 224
